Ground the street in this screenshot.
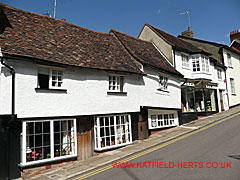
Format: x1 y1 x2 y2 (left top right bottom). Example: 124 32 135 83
71 114 240 180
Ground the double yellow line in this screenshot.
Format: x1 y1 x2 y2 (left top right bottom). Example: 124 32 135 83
72 112 240 180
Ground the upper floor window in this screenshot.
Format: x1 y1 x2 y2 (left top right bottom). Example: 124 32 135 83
227 53 232 67
217 69 222 80
38 67 63 89
181 54 189 68
109 75 124 92
201 56 210 73
192 56 200 72
230 78 235 95
159 76 168 91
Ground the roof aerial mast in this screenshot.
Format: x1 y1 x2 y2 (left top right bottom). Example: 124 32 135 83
53 0 57 18
180 10 191 28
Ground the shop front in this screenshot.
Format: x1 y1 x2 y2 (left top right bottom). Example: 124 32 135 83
181 80 219 122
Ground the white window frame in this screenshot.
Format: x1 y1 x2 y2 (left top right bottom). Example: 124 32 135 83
94 114 132 151
192 55 210 73
230 78 236 95
192 56 200 72
21 119 77 167
181 54 189 68
217 69 222 80
148 111 178 129
108 75 124 92
159 76 168 91
227 53 232 68
37 66 64 89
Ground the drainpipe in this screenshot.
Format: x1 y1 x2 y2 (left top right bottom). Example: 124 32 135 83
0 55 15 121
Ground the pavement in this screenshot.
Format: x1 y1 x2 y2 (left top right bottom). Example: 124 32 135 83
26 106 240 180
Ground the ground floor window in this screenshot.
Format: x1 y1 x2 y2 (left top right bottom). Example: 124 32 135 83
21 119 77 165
148 110 178 129
94 114 132 151
182 87 217 112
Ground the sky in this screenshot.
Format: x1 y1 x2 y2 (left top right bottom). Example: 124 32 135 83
1 0 240 45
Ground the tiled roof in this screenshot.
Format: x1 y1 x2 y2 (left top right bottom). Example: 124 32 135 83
178 35 224 64
0 3 143 74
111 29 183 77
144 23 207 54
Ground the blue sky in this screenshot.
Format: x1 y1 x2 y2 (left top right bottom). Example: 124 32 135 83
2 0 240 45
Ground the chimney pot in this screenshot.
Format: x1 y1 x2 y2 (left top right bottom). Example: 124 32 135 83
230 29 240 43
61 19 66 22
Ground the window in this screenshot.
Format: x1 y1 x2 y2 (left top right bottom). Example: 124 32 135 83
217 69 222 80
94 114 132 151
38 67 63 89
227 53 232 67
205 57 209 72
22 119 76 165
230 78 235 95
159 76 168 91
149 113 177 129
108 75 124 92
201 56 210 73
182 54 189 68
192 56 200 72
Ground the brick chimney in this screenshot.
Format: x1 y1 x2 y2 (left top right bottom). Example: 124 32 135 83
61 19 66 22
181 27 194 38
230 29 240 43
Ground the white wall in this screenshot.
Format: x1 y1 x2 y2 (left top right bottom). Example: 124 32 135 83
140 66 181 109
222 49 240 107
0 58 181 118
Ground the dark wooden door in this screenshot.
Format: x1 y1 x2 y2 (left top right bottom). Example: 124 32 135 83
138 121 147 140
219 90 224 111
77 117 92 161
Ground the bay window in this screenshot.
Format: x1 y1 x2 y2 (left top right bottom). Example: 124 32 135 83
192 56 200 72
94 114 132 151
182 54 189 68
21 119 77 165
192 55 209 73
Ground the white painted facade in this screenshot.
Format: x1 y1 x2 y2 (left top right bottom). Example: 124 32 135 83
174 51 229 112
0 58 181 118
222 48 240 107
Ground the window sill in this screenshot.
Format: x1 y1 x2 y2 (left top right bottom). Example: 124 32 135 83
156 89 169 93
107 91 127 95
19 154 77 168
35 88 67 93
95 142 132 151
228 66 233 69
192 72 211 75
231 94 237 96
182 66 191 70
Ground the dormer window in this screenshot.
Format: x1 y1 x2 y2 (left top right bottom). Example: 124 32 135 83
159 76 168 91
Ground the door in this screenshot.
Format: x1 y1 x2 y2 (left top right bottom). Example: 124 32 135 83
219 90 224 111
138 121 147 140
77 117 92 161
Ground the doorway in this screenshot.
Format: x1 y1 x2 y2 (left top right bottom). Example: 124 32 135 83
77 117 92 161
